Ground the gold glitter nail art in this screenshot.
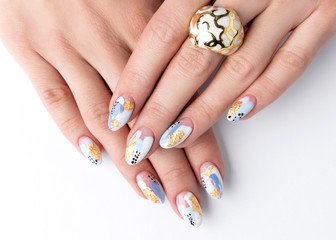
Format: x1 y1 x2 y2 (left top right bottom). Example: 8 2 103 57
210 188 222 198
111 118 121 129
89 143 101 161
125 134 137 160
228 101 243 117
203 166 214 180
124 98 134 111
167 130 185 147
142 187 160 203
189 195 202 216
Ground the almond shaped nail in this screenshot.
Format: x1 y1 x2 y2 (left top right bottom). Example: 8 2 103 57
176 191 202 227
108 95 135 131
136 172 165 204
200 163 223 199
160 118 193 149
79 137 102 165
125 128 154 165
227 95 256 122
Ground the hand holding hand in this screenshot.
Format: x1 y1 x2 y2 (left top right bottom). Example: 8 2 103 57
0 0 226 227
110 0 336 163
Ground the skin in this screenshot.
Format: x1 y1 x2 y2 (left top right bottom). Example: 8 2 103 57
0 0 225 221
110 0 336 158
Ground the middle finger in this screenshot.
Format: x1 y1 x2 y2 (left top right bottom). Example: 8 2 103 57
126 2 266 163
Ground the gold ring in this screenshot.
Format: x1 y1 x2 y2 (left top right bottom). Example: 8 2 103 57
189 6 244 55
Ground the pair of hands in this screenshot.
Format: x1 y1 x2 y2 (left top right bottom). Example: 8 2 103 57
1 0 335 227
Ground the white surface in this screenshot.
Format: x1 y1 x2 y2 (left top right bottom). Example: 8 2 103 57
0 37 336 240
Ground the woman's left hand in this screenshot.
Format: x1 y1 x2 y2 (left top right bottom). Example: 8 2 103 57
108 0 336 159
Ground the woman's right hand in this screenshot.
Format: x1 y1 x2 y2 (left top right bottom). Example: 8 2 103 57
0 0 225 227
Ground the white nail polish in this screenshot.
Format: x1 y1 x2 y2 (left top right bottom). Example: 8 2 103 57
136 172 165 204
108 95 135 131
176 191 202 227
125 128 154 165
227 95 256 122
160 118 193 149
200 163 223 199
79 137 102 165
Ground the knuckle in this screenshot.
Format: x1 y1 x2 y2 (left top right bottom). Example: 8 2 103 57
122 70 148 90
175 47 212 77
274 48 308 71
224 55 255 80
84 7 120 48
193 96 218 123
42 33 76 60
84 101 110 129
0 29 29 54
148 17 177 44
40 87 70 107
145 100 175 122
59 116 82 137
261 75 283 98
161 166 188 184
129 10 151 41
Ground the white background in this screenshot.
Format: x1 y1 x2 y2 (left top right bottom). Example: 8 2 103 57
0 37 336 240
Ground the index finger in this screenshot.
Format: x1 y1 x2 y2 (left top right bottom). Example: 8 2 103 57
108 0 210 131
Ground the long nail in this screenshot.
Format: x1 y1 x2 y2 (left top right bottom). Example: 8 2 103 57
78 137 102 165
227 95 256 122
125 127 154 165
200 163 223 199
160 118 193 149
176 191 202 227
136 172 165 204
108 95 135 131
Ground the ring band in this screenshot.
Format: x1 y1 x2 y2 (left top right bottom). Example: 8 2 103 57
189 6 244 55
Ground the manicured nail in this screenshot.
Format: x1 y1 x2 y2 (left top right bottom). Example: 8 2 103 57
200 163 223 199
108 95 135 131
136 172 165 204
125 127 154 165
78 137 102 165
160 118 193 149
176 191 202 227
227 95 256 122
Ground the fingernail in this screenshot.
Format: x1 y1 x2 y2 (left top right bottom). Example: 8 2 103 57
125 127 154 165
160 118 193 149
227 95 256 122
200 163 223 199
176 191 202 227
136 172 165 204
108 95 135 131
78 136 102 165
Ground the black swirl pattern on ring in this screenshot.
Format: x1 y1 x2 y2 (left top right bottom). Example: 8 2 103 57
195 9 239 49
